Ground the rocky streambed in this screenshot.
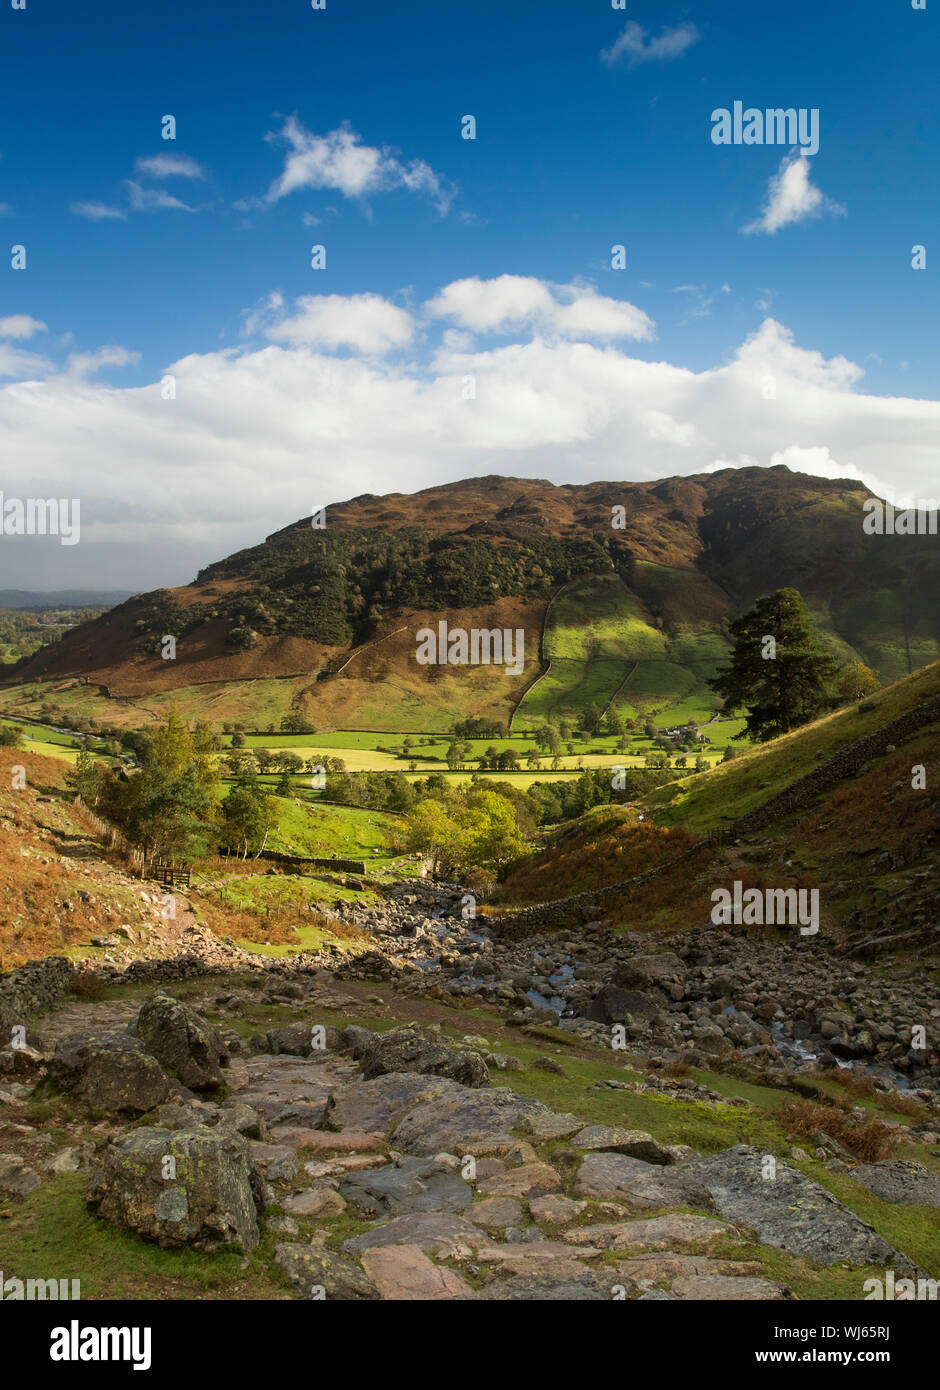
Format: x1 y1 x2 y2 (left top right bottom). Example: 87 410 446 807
331 878 940 1096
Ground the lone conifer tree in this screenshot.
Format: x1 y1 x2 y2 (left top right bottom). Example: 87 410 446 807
710 588 836 742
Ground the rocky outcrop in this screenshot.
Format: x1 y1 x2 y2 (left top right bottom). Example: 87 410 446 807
679 1145 919 1272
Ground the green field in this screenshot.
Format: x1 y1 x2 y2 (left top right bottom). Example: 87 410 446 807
515 572 732 729
215 788 400 862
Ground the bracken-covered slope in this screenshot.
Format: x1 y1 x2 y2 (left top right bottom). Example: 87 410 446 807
495 660 940 957
7 466 939 731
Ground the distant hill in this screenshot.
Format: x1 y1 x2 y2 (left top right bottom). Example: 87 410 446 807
4 467 939 732
0 590 135 610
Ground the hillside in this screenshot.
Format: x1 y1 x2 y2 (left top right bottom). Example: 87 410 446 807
3 466 939 732
494 660 940 959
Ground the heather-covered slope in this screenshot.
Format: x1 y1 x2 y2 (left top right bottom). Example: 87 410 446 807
7 467 939 731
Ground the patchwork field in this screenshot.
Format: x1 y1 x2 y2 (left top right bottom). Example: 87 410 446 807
515 572 731 729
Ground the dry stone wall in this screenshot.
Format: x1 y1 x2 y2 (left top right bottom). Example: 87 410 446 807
0 955 75 1032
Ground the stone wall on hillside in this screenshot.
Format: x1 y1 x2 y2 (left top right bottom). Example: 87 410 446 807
741 693 940 832
486 691 940 937
485 841 707 937
0 956 75 1031
248 850 369 874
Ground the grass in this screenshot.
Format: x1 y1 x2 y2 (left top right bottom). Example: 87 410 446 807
262 797 396 860
0 1172 288 1300
655 658 940 832
513 572 734 730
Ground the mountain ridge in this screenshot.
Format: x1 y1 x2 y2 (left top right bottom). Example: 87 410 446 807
5 466 937 732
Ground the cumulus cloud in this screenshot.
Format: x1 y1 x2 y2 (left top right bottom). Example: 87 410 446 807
0 315 47 340
426 276 655 341
0 347 51 380
743 153 845 235
64 345 140 378
602 21 699 68
262 293 414 355
0 314 50 377
0 289 936 587
257 117 453 214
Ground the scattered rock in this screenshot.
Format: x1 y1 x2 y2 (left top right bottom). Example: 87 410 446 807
0 1153 41 1195
274 1243 377 1300
850 1160 940 1209
340 1157 473 1216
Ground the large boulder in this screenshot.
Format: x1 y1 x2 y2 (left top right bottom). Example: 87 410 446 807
265 1023 341 1057
361 1027 487 1088
87 1125 263 1251
570 1126 674 1164
614 953 685 990
136 993 229 1091
49 1033 170 1114
583 985 662 1026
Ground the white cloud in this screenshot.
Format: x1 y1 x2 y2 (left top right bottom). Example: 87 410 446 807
259 117 453 214
262 293 414 354
0 315 47 340
743 153 845 235
426 275 655 341
0 289 937 586
125 181 195 212
735 317 862 389
241 290 286 337
0 202 13 217
602 21 699 67
134 154 206 180
0 345 51 379
72 157 204 222
64 345 141 378
70 201 127 221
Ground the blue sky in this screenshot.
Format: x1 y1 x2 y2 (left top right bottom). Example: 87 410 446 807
0 0 937 589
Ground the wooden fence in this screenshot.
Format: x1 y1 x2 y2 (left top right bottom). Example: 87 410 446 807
150 864 192 889
74 800 146 869
705 817 755 845
73 799 193 883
